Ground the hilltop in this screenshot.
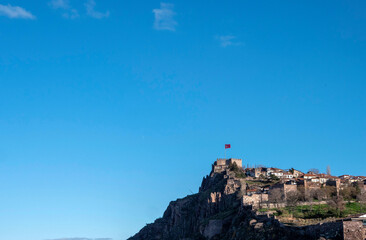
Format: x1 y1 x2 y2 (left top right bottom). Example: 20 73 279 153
129 158 366 240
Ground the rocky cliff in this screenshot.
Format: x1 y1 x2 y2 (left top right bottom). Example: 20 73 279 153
128 165 363 240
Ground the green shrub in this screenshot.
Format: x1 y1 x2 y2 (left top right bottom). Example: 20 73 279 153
270 174 279 181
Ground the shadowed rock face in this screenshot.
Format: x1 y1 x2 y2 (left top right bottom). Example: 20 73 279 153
128 171 241 240
128 167 365 240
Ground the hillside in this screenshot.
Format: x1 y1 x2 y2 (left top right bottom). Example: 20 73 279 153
128 158 366 240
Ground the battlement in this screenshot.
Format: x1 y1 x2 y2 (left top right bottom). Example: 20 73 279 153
215 158 227 166
212 158 242 173
214 158 242 168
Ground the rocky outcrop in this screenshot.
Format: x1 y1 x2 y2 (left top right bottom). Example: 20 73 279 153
343 221 365 240
128 167 365 240
202 220 223 239
129 168 241 240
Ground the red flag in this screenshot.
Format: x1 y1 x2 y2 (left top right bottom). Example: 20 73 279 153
225 144 231 149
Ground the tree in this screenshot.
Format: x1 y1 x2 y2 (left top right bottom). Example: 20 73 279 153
308 168 319 174
357 192 366 202
356 192 366 212
269 188 284 207
297 186 306 201
229 162 239 172
270 174 279 181
289 168 295 174
340 185 358 200
325 186 337 199
286 190 300 211
316 188 327 201
328 196 345 217
354 182 361 195
311 188 327 201
305 189 316 201
326 165 331 176
340 187 352 201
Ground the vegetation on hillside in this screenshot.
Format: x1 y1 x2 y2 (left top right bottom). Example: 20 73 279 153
259 200 366 222
229 162 246 178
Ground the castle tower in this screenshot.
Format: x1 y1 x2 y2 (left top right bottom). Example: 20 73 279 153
212 158 242 173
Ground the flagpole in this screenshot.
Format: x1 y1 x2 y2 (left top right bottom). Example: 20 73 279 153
224 144 230 160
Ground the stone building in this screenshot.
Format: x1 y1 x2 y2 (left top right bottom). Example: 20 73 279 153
270 168 285 178
326 178 341 196
269 182 297 202
246 167 266 178
343 214 366 240
212 158 242 173
242 192 268 209
297 178 321 197
292 169 303 178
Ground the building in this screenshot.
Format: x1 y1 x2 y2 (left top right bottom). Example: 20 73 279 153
245 167 265 178
212 158 242 173
303 174 317 180
242 192 268 209
292 169 304 178
269 182 297 202
270 168 285 178
283 173 294 179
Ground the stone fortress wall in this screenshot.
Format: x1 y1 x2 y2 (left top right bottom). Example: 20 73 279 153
212 158 242 173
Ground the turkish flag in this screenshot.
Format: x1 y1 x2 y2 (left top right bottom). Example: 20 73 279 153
225 144 231 149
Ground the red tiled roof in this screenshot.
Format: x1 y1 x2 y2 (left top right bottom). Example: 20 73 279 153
328 176 340 179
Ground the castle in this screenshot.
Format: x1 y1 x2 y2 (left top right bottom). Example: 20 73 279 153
212 158 242 173
210 157 366 210
130 157 366 240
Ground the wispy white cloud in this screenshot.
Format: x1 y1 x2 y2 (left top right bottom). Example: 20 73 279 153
153 3 177 31
62 8 79 19
48 0 79 19
49 0 69 9
0 3 35 19
216 35 242 47
85 0 109 19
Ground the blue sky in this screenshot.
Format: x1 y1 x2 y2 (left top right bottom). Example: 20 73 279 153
0 0 366 239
